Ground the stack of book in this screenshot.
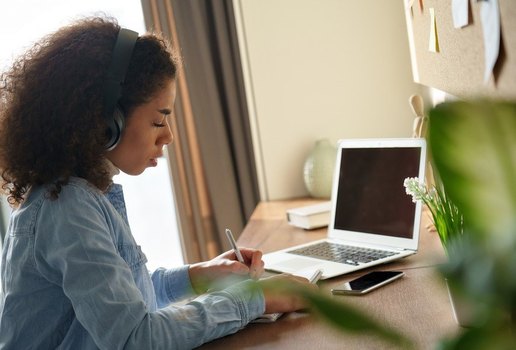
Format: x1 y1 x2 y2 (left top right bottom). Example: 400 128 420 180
286 201 331 230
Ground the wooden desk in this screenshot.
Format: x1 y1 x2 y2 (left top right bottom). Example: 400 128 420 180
199 199 460 349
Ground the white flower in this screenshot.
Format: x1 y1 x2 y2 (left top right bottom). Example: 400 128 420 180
403 177 427 203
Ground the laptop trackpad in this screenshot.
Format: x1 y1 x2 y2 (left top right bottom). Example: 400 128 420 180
268 257 323 273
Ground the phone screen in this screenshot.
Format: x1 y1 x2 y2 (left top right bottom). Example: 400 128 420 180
331 270 404 295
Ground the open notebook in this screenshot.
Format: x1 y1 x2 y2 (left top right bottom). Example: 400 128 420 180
262 138 427 280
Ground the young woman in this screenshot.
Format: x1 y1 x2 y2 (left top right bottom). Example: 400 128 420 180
0 17 311 349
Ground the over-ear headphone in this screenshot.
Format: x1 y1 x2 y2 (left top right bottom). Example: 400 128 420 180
103 28 138 151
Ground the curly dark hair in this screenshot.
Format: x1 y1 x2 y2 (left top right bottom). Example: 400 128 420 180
0 17 179 205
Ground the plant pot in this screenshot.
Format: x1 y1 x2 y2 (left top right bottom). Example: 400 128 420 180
446 280 475 328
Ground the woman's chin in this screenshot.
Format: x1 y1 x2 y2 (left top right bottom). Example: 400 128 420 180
119 167 146 176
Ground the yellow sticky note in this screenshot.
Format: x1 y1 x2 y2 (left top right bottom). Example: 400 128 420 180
428 8 440 53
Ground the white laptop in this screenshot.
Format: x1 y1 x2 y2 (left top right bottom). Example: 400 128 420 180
263 138 427 280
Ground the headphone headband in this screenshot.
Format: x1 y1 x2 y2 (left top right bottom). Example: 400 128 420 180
103 28 138 150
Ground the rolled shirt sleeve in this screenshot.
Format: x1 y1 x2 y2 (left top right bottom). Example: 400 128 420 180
151 266 196 308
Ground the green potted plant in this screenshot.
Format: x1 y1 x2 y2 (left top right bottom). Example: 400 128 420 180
427 99 516 348
404 168 473 327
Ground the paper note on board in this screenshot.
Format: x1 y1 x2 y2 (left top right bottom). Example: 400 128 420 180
452 0 469 28
428 8 440 53
480 0 501 83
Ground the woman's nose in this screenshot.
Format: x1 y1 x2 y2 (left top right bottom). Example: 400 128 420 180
159 123 173 145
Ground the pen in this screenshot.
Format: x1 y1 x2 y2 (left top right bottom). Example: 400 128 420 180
225 228 245 263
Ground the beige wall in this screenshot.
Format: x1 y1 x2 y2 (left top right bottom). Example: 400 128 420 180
234 0 424 200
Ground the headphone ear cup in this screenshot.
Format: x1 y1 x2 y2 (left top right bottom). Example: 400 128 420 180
105 106 125 151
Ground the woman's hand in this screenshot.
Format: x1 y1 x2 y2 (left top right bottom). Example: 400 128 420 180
258 274 317 314
188 248 265 294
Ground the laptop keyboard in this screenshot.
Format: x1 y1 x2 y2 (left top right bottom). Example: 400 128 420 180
287 241 399 266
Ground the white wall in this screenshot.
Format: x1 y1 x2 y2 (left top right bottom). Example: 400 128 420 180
234 0 424 200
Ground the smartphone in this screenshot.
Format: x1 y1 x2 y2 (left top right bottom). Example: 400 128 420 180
331 270 405 295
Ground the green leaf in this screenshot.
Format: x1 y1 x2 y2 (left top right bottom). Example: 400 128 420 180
429 100 516 349
437 325 516 350
428 100 516 238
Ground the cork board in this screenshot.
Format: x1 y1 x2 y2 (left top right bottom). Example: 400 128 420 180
405 0 516 99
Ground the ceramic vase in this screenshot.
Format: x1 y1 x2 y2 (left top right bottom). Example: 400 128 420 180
303 139 336 198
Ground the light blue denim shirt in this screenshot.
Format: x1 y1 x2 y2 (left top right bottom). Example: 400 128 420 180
0 177 265 349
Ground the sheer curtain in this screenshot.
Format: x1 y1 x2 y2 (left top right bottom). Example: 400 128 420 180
140 0 259 263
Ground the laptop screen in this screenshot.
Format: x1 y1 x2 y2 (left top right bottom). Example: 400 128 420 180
333 147 421 239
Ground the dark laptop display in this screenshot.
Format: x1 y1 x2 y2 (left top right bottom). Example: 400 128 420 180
334 147 421 239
